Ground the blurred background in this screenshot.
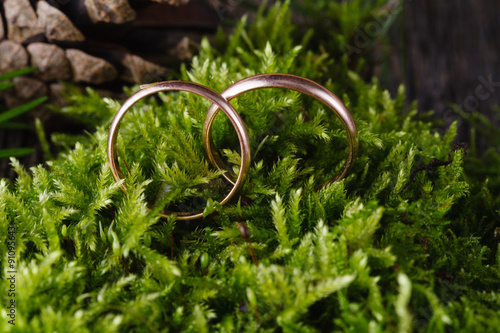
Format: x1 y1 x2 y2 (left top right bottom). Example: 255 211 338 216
1 0 499 178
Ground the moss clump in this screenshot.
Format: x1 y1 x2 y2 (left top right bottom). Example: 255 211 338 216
1 2 499 332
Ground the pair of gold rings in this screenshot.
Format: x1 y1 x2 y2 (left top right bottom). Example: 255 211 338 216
107 73 358 220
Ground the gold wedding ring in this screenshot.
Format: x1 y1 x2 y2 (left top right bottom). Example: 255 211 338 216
107 75 358 220
107 81 251 220
202 73 358 186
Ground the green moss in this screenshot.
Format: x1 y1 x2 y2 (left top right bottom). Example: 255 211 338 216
1 2 499 332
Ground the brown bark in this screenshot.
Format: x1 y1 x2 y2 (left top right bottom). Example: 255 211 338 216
84 0 136 24
27 43 72 81
120 53 168 83
36 1 85 42
3 0 43 43
0 40 29 74
4 77 48 109
13 77 48 100
170 37 195 61
65 48 118 84
0 11 4 40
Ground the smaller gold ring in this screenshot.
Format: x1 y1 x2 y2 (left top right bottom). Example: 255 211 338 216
107 81 251 220
202 73 358 186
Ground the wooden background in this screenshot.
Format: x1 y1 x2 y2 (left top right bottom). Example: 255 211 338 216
404 0 500 148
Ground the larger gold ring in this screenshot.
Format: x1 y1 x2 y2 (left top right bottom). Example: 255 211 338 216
202 73 358 186
107 81 251 220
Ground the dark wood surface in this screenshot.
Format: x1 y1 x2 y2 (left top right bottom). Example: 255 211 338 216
404 0 500 146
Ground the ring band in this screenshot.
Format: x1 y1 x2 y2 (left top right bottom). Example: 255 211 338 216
202 73 358 186
107 81 251 220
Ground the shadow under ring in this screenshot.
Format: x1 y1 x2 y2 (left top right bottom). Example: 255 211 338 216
202 73 358 187
107 81 251 220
